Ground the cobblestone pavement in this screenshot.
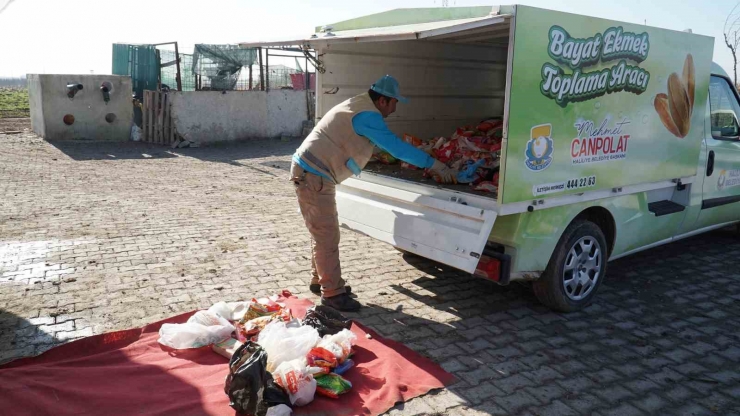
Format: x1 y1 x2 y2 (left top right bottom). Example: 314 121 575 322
1 127 739 415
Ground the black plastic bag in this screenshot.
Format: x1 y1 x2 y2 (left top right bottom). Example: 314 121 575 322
263 375 291 408
224 341 290 416
302 305 352 337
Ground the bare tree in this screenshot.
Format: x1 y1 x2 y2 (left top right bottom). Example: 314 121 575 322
724 3 740 85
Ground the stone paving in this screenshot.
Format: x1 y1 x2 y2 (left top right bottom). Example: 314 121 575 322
1 127 739 415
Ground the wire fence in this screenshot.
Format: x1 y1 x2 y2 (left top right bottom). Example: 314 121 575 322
113 43 315 94
193 65 315 91
159 49 196 91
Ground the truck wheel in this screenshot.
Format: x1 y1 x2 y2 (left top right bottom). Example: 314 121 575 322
533 220 607 312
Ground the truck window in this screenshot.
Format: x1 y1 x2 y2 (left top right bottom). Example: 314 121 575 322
709 76 740 140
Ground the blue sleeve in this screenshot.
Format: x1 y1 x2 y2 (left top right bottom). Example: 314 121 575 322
352 112 435 169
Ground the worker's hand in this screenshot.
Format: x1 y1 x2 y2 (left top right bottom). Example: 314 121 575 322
430 160 458 184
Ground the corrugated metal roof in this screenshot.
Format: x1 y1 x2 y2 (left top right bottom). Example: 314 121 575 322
238 14 511 49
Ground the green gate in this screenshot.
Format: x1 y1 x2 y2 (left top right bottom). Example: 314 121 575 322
112 44 159 99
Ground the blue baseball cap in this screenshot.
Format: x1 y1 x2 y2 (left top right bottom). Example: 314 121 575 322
370 75 408 103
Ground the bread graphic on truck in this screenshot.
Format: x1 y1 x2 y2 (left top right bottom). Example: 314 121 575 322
654 54 695 138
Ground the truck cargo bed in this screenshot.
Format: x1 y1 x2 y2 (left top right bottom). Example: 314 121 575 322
363 162 499 200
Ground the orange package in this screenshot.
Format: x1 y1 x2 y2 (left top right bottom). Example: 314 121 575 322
402 133 422 147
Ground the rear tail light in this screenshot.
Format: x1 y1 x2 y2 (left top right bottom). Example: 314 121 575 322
474 255 502 282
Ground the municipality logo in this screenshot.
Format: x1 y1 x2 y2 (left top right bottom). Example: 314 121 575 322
718 169 740 191
525 124 554 171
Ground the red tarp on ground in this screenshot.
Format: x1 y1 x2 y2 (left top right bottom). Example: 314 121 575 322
0 295 456 416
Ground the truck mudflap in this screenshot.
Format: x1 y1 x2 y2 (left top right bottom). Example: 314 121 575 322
336 177 498 274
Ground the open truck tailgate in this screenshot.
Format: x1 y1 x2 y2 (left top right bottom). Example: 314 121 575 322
336 175 498 273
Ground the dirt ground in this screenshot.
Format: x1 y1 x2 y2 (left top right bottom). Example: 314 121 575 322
0 117 31 132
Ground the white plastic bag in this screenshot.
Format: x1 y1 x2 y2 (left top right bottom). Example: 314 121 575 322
228 301 251 321
317 328 357 362
292 376 316 406
204 301 252 321
258 321 320 372
188 310 232 327
158 321 234 349
207 301 234 320
130 125 141 142
272 359 316 406
266 404 292 416
325 328 357 345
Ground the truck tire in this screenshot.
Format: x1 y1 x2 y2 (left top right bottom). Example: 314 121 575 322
533 220 608 312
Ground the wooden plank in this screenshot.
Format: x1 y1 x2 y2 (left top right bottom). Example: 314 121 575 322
160 93 165 144
154 93 158 143
162 93 168 144
150 91 156 144
162 92 170 144
161 93 167 144
169 96 175 144
146 91 153 142
160 93 167 144
149 91 155 143
164 93 171 144
142 91 147 142
141 91 149 142
153 91 160 144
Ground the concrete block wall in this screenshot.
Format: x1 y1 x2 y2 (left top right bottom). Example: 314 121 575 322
27 75 133 141
168 90 308 144
28 75 46 138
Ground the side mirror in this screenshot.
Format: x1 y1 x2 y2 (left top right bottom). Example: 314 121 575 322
716 114 740 138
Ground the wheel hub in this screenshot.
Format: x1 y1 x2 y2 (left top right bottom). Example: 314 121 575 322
562 236 602 301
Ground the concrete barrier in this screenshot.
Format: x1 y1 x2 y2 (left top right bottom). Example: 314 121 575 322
28 74 133 141
168 90 308 144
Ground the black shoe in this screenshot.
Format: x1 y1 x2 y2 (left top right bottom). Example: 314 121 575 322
321 293 361 312
310 284 351 295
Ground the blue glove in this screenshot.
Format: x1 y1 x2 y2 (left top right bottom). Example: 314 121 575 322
457 159 486 184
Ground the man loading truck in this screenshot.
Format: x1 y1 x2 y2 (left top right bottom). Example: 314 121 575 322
290 75 457 311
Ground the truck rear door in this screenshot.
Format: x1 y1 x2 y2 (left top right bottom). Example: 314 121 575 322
336 174 498 274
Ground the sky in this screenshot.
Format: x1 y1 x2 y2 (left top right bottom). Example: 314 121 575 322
0 0 739 78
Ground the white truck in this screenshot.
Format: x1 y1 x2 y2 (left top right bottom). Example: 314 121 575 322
243 5 740 311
